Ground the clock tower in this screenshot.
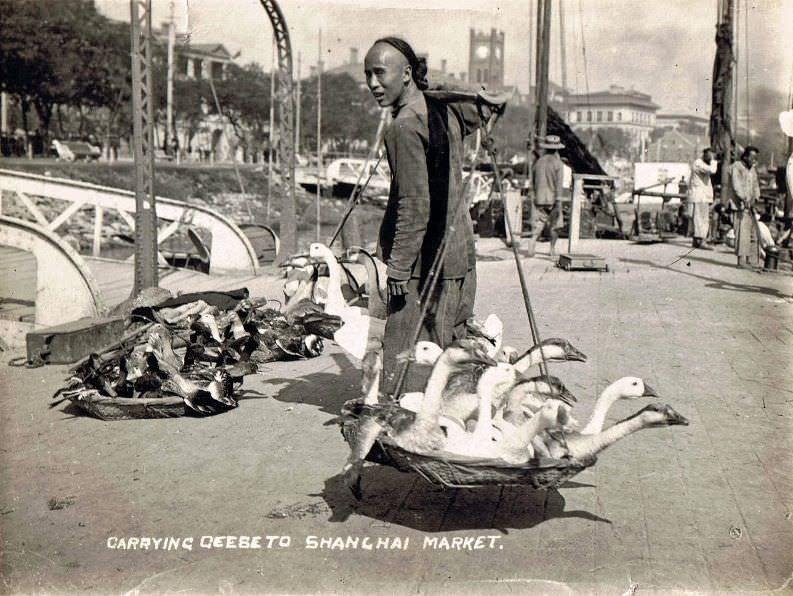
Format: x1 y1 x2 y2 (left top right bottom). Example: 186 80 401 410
468 28 505 89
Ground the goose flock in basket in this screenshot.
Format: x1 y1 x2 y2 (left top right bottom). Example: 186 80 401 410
284 242 689 496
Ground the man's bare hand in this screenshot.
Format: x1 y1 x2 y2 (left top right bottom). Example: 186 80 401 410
387 278 409 297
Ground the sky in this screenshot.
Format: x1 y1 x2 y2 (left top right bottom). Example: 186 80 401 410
95 0 793 117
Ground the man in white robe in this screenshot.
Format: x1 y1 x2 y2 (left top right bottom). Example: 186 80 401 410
688 147 718 248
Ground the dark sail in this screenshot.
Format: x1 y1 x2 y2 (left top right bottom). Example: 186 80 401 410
709 20 734 158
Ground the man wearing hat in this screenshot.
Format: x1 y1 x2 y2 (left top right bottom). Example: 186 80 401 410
529 134 566 257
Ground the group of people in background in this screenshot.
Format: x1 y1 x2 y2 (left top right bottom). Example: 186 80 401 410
686 125 792 269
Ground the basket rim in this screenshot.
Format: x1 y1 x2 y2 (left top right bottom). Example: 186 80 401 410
373 435 595 471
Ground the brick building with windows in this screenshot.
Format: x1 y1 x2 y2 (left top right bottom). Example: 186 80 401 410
152 24 234 81
564 85 659 150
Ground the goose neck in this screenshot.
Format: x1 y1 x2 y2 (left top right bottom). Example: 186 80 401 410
321 253 347 308
418 358 454 423
570 413 646 459
581 383 622 434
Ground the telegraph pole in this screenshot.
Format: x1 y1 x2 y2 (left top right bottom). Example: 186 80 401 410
535 0 552 140
130 0 159 293
267 36 276 222
165 1 175 158
295 52 302 155
558 0 567 92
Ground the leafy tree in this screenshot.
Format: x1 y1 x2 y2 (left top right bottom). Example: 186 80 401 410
212 63 272 159
0 0 132 145
299 73 380 154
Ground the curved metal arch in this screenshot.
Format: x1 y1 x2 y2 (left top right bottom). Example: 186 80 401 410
0 169 260 276
0 216 104 326
259 0 297 261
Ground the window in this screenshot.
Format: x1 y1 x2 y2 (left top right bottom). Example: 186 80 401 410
607 111 613 121
597 111 602 122
193 58 203 79
577 111 582 122
587 111 592 122
483 68 489 82
211 61 224 80
617 112 622 121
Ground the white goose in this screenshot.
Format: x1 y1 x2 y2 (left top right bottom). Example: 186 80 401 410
399 341 577 424
579 377 657 435
309 242 385 361
466 314 505 358
544 404 689 460
442 367 571 464
512 338 587 374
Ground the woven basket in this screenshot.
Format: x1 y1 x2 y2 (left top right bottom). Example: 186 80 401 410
340 418 596 490
69 394 186 420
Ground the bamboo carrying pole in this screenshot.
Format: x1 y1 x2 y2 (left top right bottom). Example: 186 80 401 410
328 109 389 248
316 29 323 242
485 141 551 383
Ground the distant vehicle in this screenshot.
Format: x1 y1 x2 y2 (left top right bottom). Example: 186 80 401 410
325 157 390 198
297 157 390 202
51 140 101 162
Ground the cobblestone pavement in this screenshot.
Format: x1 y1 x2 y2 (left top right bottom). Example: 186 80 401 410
1 238 791 594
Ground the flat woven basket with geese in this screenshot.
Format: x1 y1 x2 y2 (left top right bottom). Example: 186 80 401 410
340 418 597 489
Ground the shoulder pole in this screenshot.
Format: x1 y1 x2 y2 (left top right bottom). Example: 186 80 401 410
484 137 551 382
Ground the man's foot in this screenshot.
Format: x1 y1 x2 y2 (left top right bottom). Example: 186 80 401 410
699 242 714 251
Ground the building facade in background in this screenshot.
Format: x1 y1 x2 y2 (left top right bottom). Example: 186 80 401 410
565 85 659 150
654 113 709 135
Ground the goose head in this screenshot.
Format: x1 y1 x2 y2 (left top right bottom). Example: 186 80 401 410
395 339 498 372
308 242 335 264
521 374 577 405
436 339 499 370
396 340 443 366
498 346 520 363
608 376 658 399
520 338 588 363
630 403 689 427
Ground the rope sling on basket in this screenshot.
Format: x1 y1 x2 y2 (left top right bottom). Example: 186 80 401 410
336 92 595 491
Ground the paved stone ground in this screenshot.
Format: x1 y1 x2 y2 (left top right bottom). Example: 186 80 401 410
1 238 791 594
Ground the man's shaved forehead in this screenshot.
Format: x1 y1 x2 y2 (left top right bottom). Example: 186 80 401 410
365 42 408 67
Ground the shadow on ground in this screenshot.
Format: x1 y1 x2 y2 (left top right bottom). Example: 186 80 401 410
314 467 611 534
620 256 791 299
265 352 360 416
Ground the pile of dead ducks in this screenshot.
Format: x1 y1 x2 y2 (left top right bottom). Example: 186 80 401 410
339 315 689 496
53 295 343 419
